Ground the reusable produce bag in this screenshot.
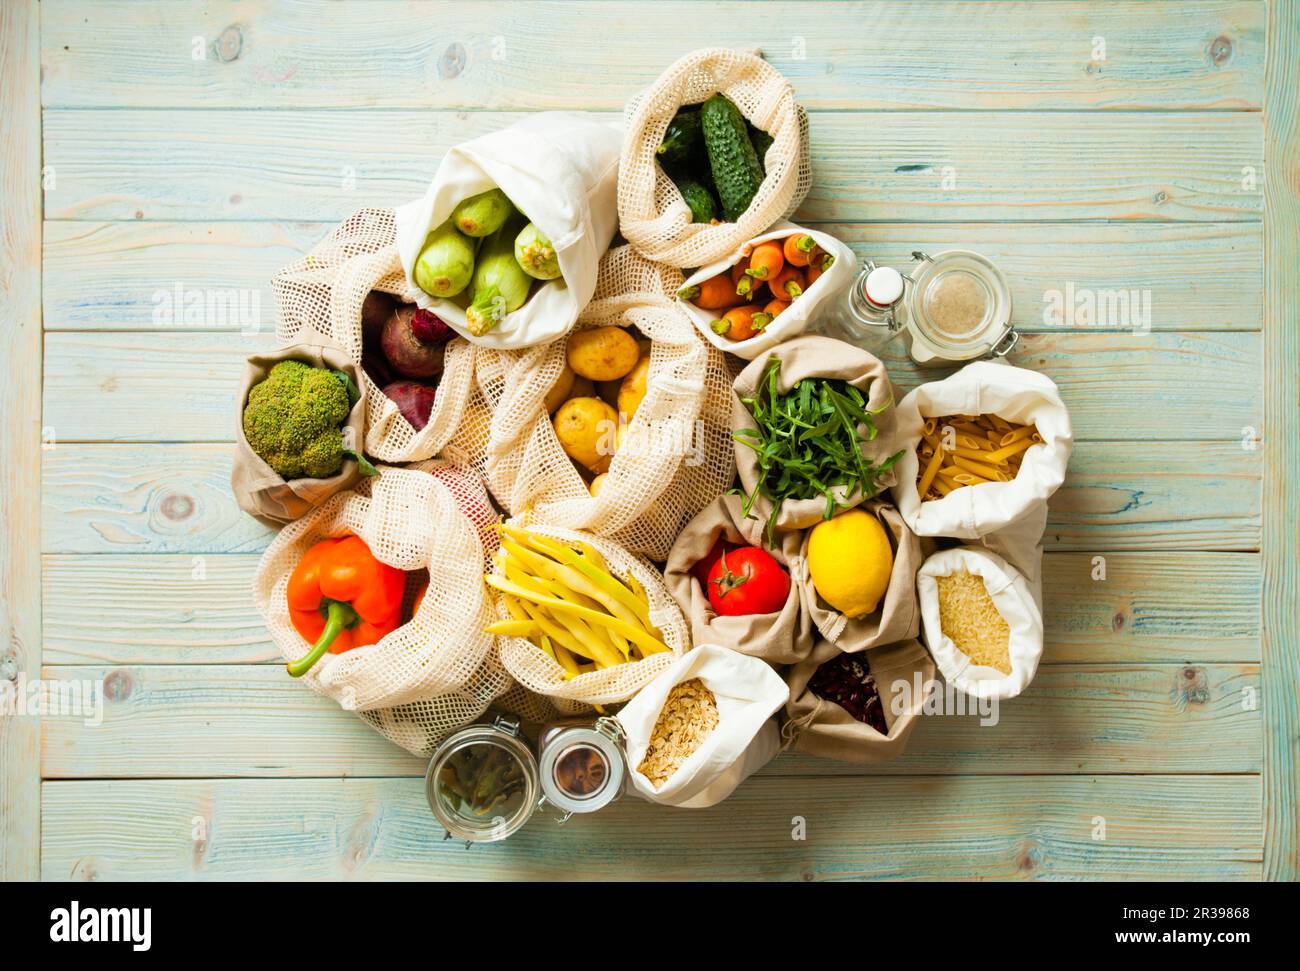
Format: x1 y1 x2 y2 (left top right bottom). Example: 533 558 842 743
231 328 370 525
891 361 1072 539
619 47 812 268
798 499 925 653
253 464 508 756
783 639 934 764
272 208 477 464
733 335 900 533
916 546 1044 702
395 112 621 349
463 245 736 560
664 494 814 665
618 644 789 808
491 520 691 714
678 221 856 360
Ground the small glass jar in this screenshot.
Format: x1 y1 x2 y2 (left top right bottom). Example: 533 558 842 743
537 717 627 820
841 250 1017 363
425 716 540 844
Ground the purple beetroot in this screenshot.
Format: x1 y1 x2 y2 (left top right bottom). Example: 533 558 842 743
410 308 456 345
382 305 446 379
383 380 437 431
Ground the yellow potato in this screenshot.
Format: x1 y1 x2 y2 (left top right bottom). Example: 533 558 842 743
569 375 594 400
567 326 640 381
617 351 651 420
544 364 576 414
553 396 618 473
589 473 608 497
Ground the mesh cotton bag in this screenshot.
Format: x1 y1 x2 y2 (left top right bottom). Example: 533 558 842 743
253 464 508 756
891 361 1073 539
491 519 691 715
272 207 477 464
465 245 736 560
619 48 812 268
677 221 856 360
916 546 1043 702
394 111 621 349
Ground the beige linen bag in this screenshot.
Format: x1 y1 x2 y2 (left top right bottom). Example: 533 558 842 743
664 494 814 665
231 328 371 525
253 465 508 756
490 520 691 715
619 48 812 268
783 639 935 764
272 207 476 464
461 245 736 560
798 500 925 653
734 335 900 534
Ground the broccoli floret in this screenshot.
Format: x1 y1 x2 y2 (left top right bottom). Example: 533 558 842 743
242 360 352 479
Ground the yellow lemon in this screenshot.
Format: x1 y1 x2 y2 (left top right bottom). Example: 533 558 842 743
806 509 893 618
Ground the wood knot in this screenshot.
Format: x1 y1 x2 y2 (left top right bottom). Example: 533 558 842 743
216 25 243 63
1111 611 1127 632
1209 36 1233 66
1153 190 1169 205
1176 665 1210 706
1017 840 1042 872
159 492 196 522
102 669 135 703
438 42 467 80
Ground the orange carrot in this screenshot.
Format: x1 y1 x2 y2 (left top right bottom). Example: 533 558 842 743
763 297 790 318
731 257 758 300
782 234 816 267
681 272 739 310
709 305 773 342
770 265 805 300
744 240 784 280
805 262 823 286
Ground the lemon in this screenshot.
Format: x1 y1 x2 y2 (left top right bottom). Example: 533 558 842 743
807 509 894 618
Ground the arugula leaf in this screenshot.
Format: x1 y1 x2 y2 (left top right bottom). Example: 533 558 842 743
735 356 904 544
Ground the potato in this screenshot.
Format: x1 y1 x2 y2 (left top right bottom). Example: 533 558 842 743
567 326 640 381
544 364 576 414
589 473 608 497
569 375 595 400
553 396 618 473
617 351 651 419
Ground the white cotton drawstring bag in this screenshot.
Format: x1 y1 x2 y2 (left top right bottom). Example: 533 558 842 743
395 112 621 349
891 361 1073 539
916 547 1043 702
677 221 856 360
617 644 789 809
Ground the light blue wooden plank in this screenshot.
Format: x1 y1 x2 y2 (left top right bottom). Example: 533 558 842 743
39 1 1268 111
41 109 1263 223
40 775 1263 881
1261 0 1300 881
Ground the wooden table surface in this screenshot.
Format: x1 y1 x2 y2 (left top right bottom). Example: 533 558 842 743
3 0 1297 881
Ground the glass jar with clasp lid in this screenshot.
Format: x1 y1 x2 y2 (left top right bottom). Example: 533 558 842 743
425 714 627 844
839 250 1018 363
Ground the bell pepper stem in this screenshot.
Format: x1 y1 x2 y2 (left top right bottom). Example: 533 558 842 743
287 600 357 678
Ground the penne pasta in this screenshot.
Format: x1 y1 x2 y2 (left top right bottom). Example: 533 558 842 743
916 412 1039 502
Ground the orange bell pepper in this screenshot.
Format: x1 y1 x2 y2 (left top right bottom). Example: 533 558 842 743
285 535 406 678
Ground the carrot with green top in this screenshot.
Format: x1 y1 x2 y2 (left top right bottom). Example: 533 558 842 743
678 272 737 310
743 240 784 280
770 265 805 300
731 257 758 300
710 305 772 342
782 234 816 267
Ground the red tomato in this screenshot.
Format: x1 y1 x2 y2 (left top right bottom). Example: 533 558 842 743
707 546 791 616
691 538 732 589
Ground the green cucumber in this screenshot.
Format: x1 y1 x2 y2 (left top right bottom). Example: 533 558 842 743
657 109 703 165
700 95 765 222
672 176 718 223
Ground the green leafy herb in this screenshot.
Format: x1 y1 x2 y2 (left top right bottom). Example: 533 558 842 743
734 357 903 543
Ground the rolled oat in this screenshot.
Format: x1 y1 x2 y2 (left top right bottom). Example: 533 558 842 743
636 678 719 788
